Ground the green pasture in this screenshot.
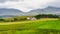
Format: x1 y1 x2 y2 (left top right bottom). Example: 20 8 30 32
0 19 59 34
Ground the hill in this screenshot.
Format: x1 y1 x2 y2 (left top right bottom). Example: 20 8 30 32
0 6 60 16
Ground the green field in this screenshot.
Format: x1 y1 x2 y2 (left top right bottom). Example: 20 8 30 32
0 18 60 34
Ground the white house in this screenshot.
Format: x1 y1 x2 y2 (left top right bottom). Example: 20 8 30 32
27 17 36 20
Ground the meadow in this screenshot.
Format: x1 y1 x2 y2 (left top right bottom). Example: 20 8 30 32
0 18 59 34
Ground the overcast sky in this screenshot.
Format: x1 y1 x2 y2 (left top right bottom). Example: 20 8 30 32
0 0 60 12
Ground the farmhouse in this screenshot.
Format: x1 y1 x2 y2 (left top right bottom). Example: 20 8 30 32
27 16 36 20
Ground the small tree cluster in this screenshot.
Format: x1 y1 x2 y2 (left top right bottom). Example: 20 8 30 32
34 14 59 19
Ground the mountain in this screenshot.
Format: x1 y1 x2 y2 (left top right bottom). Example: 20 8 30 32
44 6 60 14
29 6 60 15
0 6 60 17
0 8 25 16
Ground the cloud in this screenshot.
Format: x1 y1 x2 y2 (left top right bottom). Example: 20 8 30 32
0 0 20 3
49 0 60 7
0 0 58 12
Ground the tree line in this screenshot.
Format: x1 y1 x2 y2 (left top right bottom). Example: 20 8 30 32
0 14 59 22
34 14 59 19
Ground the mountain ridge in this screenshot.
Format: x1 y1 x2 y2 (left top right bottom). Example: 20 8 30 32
0 6 60 16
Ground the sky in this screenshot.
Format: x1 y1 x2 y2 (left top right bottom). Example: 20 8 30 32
0 0 60 12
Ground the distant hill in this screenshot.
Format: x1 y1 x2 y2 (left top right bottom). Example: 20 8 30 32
0 6 60 17
29 6 60 15
0 8 24 16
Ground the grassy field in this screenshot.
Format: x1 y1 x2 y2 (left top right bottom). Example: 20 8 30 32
0 18 60 34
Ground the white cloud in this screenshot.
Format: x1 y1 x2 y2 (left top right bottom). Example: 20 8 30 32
0 0 58 12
